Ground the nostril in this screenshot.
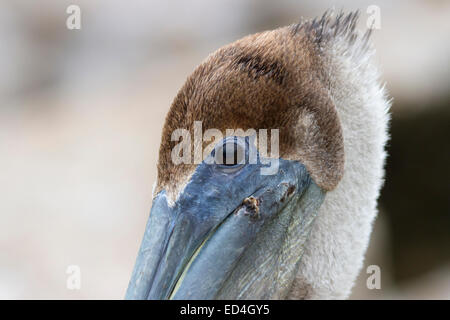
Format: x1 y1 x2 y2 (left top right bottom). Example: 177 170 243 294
287 185 296 196
280 184 296 203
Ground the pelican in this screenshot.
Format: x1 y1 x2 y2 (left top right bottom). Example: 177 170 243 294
126 11 390 299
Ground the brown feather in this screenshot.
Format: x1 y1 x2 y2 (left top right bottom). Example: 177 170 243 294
155 16 356 201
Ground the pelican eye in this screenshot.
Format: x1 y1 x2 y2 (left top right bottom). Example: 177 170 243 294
214 137 246 172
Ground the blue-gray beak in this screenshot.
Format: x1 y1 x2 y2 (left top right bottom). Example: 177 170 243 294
125 136 322 299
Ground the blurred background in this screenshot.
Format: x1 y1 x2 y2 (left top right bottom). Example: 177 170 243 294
0 0 449 299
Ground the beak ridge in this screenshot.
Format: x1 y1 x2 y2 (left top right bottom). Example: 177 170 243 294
125 194 172 299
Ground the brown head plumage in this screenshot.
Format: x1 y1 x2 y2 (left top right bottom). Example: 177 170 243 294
154 12 369 201
127 11 390 300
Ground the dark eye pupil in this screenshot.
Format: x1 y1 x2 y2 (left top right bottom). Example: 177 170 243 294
222 143 238 166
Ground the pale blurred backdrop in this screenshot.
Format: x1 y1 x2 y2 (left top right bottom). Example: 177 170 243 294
0 0 449 299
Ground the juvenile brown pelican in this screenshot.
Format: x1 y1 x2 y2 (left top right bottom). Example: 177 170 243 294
126 11 390 299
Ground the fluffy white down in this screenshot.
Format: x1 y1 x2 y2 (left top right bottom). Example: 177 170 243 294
292 32 391 299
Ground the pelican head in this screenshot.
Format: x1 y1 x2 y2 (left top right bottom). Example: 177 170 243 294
126 11 390 299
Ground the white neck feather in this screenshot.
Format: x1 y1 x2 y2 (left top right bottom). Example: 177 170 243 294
289 29 391 299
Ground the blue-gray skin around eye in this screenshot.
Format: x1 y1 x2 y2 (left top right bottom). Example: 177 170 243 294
125 136 322 300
